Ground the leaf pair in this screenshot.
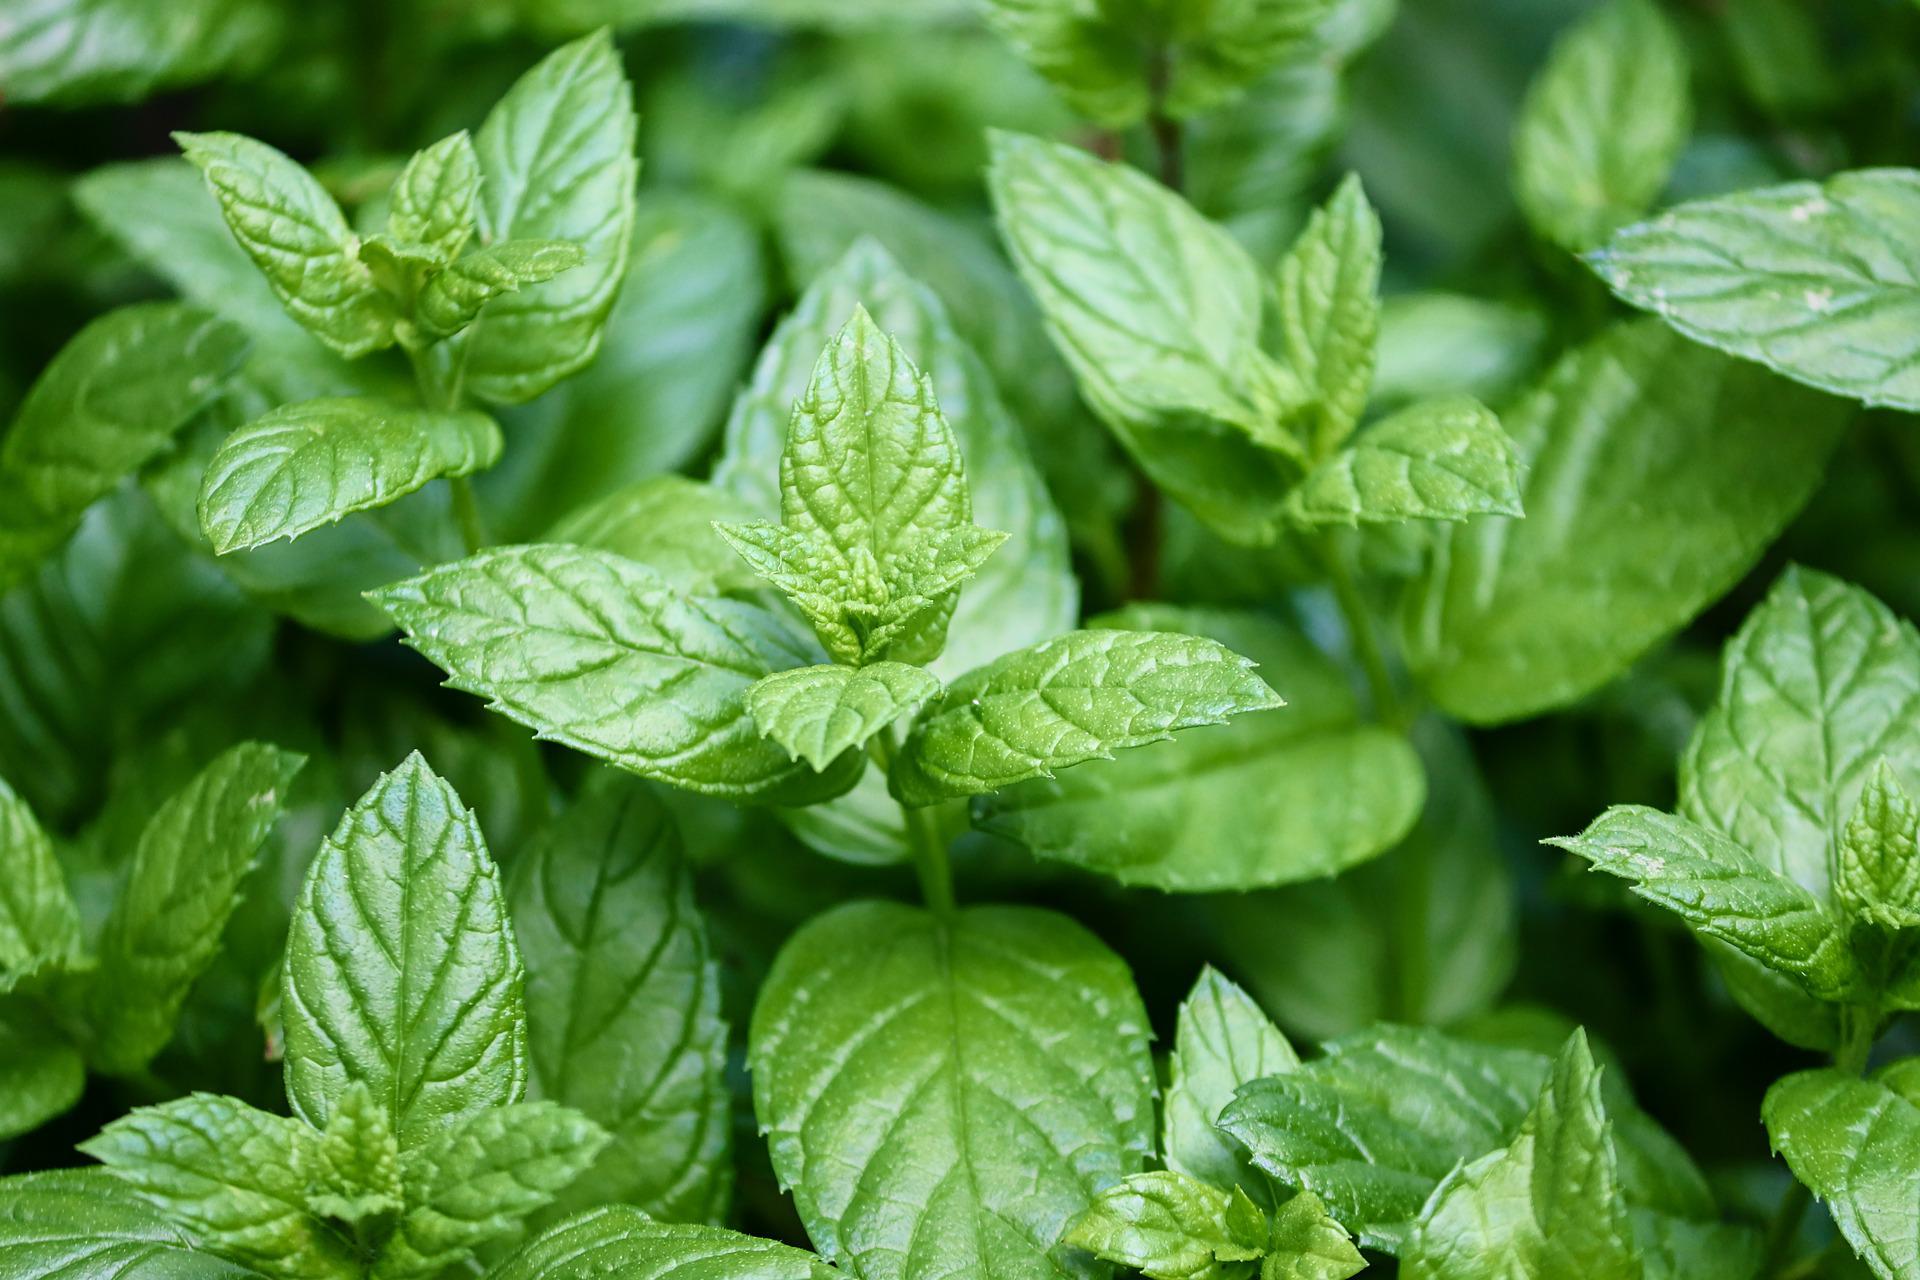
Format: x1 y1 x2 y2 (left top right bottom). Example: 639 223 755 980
1065 1173 1360 1280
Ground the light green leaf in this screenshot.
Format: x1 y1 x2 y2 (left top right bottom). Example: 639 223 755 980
1764 1070 1920 1280
1548 806 1854 999
283 753 526 1146
457 30 639 405
974 606 1418 890
1262 1192 1366 1280
305 1081 402 1224
0 303 248 590
387 131 480 261
1514 0 1690 251
1163 968 1299 1209
1284 397 1520 527
0 0 281 107
175 131 396 358
0 1167 257 1279
1402 320 1848 725
749 901 1155 1280
549 475 758 592
750 663 942 772
198 398 502 552
492 1205 841 1280
371 544 862 802
990 131 1304 545
892 627 1284 808
1272 173 1382 456
88 742 304 1074
80 1093 350 1279
0 776 83 983
379 1101 609 1279
1373 293 1546 413
1590 169 1920 410
1062 1171 1267 1280
1401 1031 1638 1280
1837 760 1920 930
0 1000 84 1141
412 240 587 342
510 776 733 1224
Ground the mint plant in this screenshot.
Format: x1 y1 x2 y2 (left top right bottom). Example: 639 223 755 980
8 2 1920 1279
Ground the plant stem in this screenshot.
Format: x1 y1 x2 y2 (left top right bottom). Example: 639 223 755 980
871 729 956 916
1760 1006 1880 1278
405 343 485 554
450 475 486 555
1145 47 1183 192
1316 535 1402 726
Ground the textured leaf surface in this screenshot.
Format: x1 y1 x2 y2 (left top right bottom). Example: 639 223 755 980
1284 396 1519 527
0 777 82 983
1263 1193 1367 1280
749 902 1156 1280
0 0 281 107
892 627 1284 807
413 240 586 342
283 753 526 1146
306 1081 402 1224
1764 1070 1920 1280
1837 761 1920 930
1513 0 1690 251
198 398 501 552
89 743 303 1073
510 778 733 1224
493 1205 840 1280
458 31 638 404
0 1001 83 1141
750 663 942 772
1402 320 1848 725
1162 968 1298 1207
549 475 758 592
0 1168 255 1279
387 131 480 260
1591 169 1920 409
1272 174 1381 456
1061 1171 1266 1280
373 544 860 801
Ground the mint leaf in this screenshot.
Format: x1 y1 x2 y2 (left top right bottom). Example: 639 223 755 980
1836 761 1920 930
88 742 304 1074
198 398 502 552
0 0 280 107
1374 292 1546 411
0 303 247 590
0 1168 256 1278
305 1081 402 1224
1272 173 1382 456
1513 0 1690 251
282 753 525 1146
750 662 942 771
549 474 760 592
1163 967 1298 1209
0 776 83 985
176 131 397 358
1763 1070 1920 1280
493 1205 841 1280
990 131 1304 545
1282 396 1521 527
0 1001 84 1141
411 239 587 343
1263 1193 1366 1280
891 627 1284 807
1403 320 1848 725
1591 169 1920 409
456 30 638 405
509 776 733 1224
749 902 1155 1280
1548 806 1854 998
1401 1031 1638 1280
371 544 863 802
386 131 480 261
80 1093 349 1279
974 607 1419 890
1061 1171 1267 1280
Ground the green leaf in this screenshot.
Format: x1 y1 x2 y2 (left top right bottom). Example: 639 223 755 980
749 901 1155 1280
750 663 942 772
1283 396 1520 527
1262 1193 1366 1280
1271 173 1382 456
380 1101 609 1279
1764 1070 1920 1280
0 1000 84 1141
81 1095 348 1279
0 0 282 107
974 607 1419 890
283 753 525 1146
386 131 480 261
1402 320 1848 725
1513 0 1691 251
1590 169 1920 410
509 776 733 1224
1548 806 1854 999
1062 1171 1267 1280
1401 1031 1639 1280
0 303 248 590
1162 968 1299 1209
1837 760 1920 930
88 742 304 1074
0 776 83 984
176 131 397 358
412 240 587 343
492 1205 841 1280
371 544 863 802
1373 293 1546 413
990 131 1304 545
548 475 759 592
305 1081 403 1224
456 30 639 405
198 398 502 552
891 627 1284 808
0 1168 256 1279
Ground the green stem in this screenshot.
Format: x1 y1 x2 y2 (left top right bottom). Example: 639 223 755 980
405 344 484 554
872 728 955 916
450 475 486 556
1760 1006 1879 1278
1145 47 1183 192
1316 535 1402 726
